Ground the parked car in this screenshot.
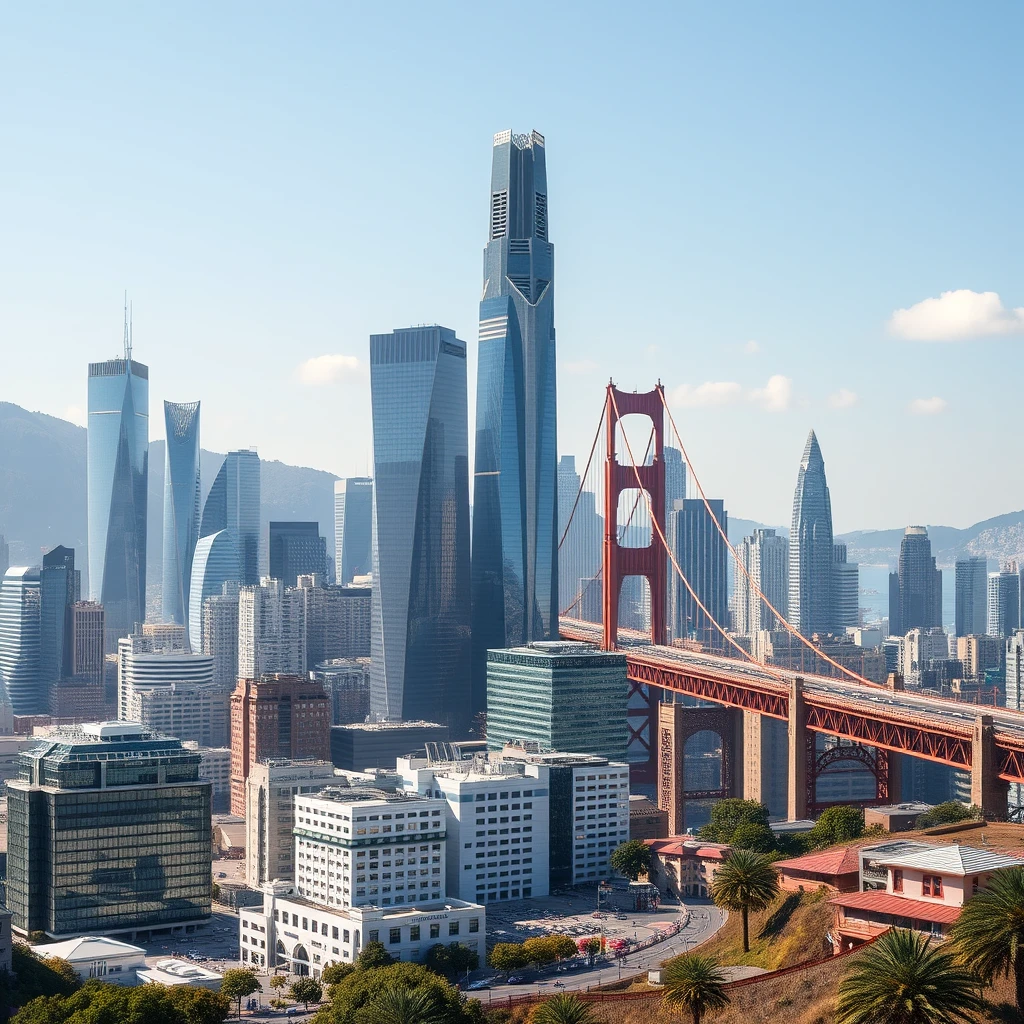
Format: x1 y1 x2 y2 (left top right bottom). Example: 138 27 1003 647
465 980 491 991
285 1009 299 1017
507 975 525 984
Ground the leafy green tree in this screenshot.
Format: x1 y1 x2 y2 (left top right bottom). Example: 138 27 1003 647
950 865 1024 1015
523 936 558 966
291 978 323 1011
610 839 652 881
358 941 396 970
728 822 777 854
917 801 981 828
806 805 864 848
221 968 261 1019
167 985 232 1024
212 883 222 903
488 943 528 975
697 799 770 844
548 936 578 962
528 993 600 1024
321 962 356 987
662 953 729 1024
270 973 290 994
709 848 779 953
10 945 80 1001
836 928 984 1024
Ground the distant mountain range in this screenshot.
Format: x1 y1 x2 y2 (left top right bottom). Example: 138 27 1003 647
3 402 1023 592
0 402 337 596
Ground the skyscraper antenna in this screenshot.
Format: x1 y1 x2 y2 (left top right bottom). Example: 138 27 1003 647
123 291 131 362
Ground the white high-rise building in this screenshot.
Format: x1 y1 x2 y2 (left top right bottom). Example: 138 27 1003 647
203 582 240 691
238 786 485 976
238 578 305 679
399 755 551 904
733 529 788 636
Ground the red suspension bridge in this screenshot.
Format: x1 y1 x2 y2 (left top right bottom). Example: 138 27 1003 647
556 382 1024 821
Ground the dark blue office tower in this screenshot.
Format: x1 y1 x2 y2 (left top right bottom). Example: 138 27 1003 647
471 130 558 718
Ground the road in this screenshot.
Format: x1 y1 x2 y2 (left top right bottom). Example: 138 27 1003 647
479 901 726 1002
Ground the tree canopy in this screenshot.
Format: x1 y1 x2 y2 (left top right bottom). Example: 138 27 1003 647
662 953 729 1024
709 848 779 953
917 801 981 829
698 799 771 845
806 805 864 848
358 941 396 970
221 968 261 1018
610 839 652 881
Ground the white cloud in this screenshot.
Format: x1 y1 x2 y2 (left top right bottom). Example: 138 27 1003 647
888 289 1024 342
671 380 743 408
296 354 361 385
828 388 858 409
743 340 760 354
564 359 599 375
908 396 948 416
749 374 793 412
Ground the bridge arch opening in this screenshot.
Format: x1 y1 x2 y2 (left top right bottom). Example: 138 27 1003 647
614 415 657 467
617 488 653 547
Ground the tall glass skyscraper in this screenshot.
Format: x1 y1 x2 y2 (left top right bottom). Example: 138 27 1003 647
369 325 471 736
87 345 149 652
471 129 558 716
39 545 78 699
200 450 260 585
888 526 942 637
334 477 373 584
269 521 327 586
188 530 240 654
0 566 42 714
162 400 201 628
789 430 834 636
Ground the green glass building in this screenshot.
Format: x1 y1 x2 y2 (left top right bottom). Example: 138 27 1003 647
7 722 211 939
485 641 627 760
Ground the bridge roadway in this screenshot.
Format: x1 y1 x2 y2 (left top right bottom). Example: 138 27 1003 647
558 618 1024 798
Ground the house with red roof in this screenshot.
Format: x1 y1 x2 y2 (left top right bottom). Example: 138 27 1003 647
774 846 861 894
829 840 1024 954
643 838 731 899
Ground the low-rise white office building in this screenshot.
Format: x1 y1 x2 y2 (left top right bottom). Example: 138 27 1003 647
238 786 484 977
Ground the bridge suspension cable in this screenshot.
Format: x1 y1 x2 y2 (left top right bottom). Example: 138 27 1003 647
656 388 877 688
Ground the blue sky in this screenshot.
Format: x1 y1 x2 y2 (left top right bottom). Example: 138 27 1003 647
2 1 1021 531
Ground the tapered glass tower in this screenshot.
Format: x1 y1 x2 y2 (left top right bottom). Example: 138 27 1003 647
87 320 148 652
471 129 558 716
369 326 471 736
789 430 834 636
200 450 260 585
162 401 201 628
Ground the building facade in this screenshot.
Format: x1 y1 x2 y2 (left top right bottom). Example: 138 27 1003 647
230 674 331 814
0 567 41 714
7 722 211 938
39 546 78 703
988 565 1020 639
189 531 240 654
161 401 201 627
238 786 485 976
269 523 327 588
245 758 337 888
238 579 306 679
485 642 627 760
471 129 558 719
87 349 148 651
733 529 788 636
789 430 834 636
334 478 373 585
671 499 728 649
369 326 472 736
311 659 370 725
832 543 859 630
955 557 988 637
203 582 240 692
298 578 371 669
200 450 261 586
889 527 942 638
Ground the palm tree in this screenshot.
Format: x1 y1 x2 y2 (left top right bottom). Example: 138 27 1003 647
662 953 729 1024
708 848 779 953
530 993 601 1024
950 865 1024 1015
836 928 985 1024
357 985 448 1024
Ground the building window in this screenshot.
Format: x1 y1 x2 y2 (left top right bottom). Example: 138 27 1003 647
430 924 440 939
469 919 479 933
389 928 401 945
449 921 459 936
922 875 943 897
410 926 420 941
893 870 903 893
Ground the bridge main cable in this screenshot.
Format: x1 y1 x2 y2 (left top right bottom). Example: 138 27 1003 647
657 388 878 689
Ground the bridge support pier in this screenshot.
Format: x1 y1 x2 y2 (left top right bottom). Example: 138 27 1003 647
972 714 1009 820
788 677 808 822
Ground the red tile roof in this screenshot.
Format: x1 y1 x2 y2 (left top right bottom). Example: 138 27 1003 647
775 847 861 877
830 889 962 924
644 838 730 860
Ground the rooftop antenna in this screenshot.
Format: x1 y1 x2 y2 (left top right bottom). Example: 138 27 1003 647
122 291 132 362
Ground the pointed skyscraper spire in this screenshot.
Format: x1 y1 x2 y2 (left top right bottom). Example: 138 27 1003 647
789 429 834 635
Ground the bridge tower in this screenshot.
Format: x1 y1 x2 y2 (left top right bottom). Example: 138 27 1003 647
602 383 667 650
